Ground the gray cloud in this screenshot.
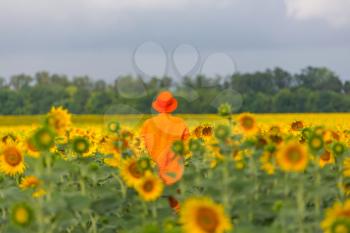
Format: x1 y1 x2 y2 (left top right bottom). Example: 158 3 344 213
0 0 349 80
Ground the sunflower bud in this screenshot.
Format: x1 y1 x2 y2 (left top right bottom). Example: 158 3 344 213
107 121 120 133
72 137 90 155
189 139 204 154
308 134 324 152
330 219 350 233
332 142 346 157
172 141 185 155
11 203 34 227
137 157 152 172
32 127 55 151
218 103 232 117
214 125 231 140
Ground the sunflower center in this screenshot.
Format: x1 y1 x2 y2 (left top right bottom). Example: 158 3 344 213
286 148 302 163
311 138 322 148
142 180 154 192
270 126 280 134
128 162 143 178
139 160 149 170
196 207 219 233
241 117 254 129
335 145 344 153
109 123 117 131
15 207 29 224
292 121 303 130
202 127 213 136
76 141 88 153
320 151 331 161
340 210 350 218
52 118 64 130
40 132 52 144
4 147 22 166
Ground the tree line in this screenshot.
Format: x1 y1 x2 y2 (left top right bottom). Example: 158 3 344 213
1 66 350 115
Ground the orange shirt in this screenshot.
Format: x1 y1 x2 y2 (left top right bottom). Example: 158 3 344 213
141 113 189 185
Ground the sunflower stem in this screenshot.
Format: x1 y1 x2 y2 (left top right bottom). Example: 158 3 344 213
37 198 46 233
89 214 98 233
337 161 345 202
314 164 321 220
297 174 305 233
248 152 258 222
141 200 148 224
221 158 230 211
114 174 127 199
280 172 289 233
151 202 158 220
44 152 53 202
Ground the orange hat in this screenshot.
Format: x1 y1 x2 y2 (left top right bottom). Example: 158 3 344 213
152 91 178 113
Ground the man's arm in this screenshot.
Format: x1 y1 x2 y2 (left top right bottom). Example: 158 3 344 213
181 126 190 140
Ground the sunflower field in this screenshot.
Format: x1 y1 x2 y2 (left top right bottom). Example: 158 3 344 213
1 106 350 233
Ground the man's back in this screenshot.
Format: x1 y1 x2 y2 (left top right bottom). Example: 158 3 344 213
141 113 189 165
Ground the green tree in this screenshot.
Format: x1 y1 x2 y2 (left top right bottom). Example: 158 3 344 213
10 74 33 91
295 67 342 92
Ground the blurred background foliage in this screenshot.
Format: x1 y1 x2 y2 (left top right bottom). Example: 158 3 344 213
1 66 350 114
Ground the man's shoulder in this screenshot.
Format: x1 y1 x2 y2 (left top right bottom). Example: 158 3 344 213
147 114 187 127
169 115 188 127
141 117 153 130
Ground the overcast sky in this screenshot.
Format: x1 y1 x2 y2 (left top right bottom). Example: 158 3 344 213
0 0 349 81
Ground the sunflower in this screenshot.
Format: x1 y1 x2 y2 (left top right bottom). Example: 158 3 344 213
0 143 25 176
1 133 17 144
120 157 145 187
189 139 204 154
291 120 304 131
104 154 121 168
237 113 257 135
72 136 90 155
341 181 350 197
319 150 335 168
269 134 283 145
11 203 34 227
107 121 120 133
47 106 71 135
32 188 46 198
32 127 55 151
218 103 232 117
19 176 40 189
104 135 128 155
137 157 152 172
24 138 40 158
269 125 281 135
135 172 163 202
321 200 350 233
333 142 346 157
202 125 213 137
308 134 324 152
323 130 340 144
314 126 325 136
260 152 276 175
19 176 46 198
276 141 309 172
172 140 185 155
193 126 203 138
180 197 232 233
214 125 231 141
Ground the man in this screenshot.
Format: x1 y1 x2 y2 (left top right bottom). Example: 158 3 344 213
141 91 189 185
